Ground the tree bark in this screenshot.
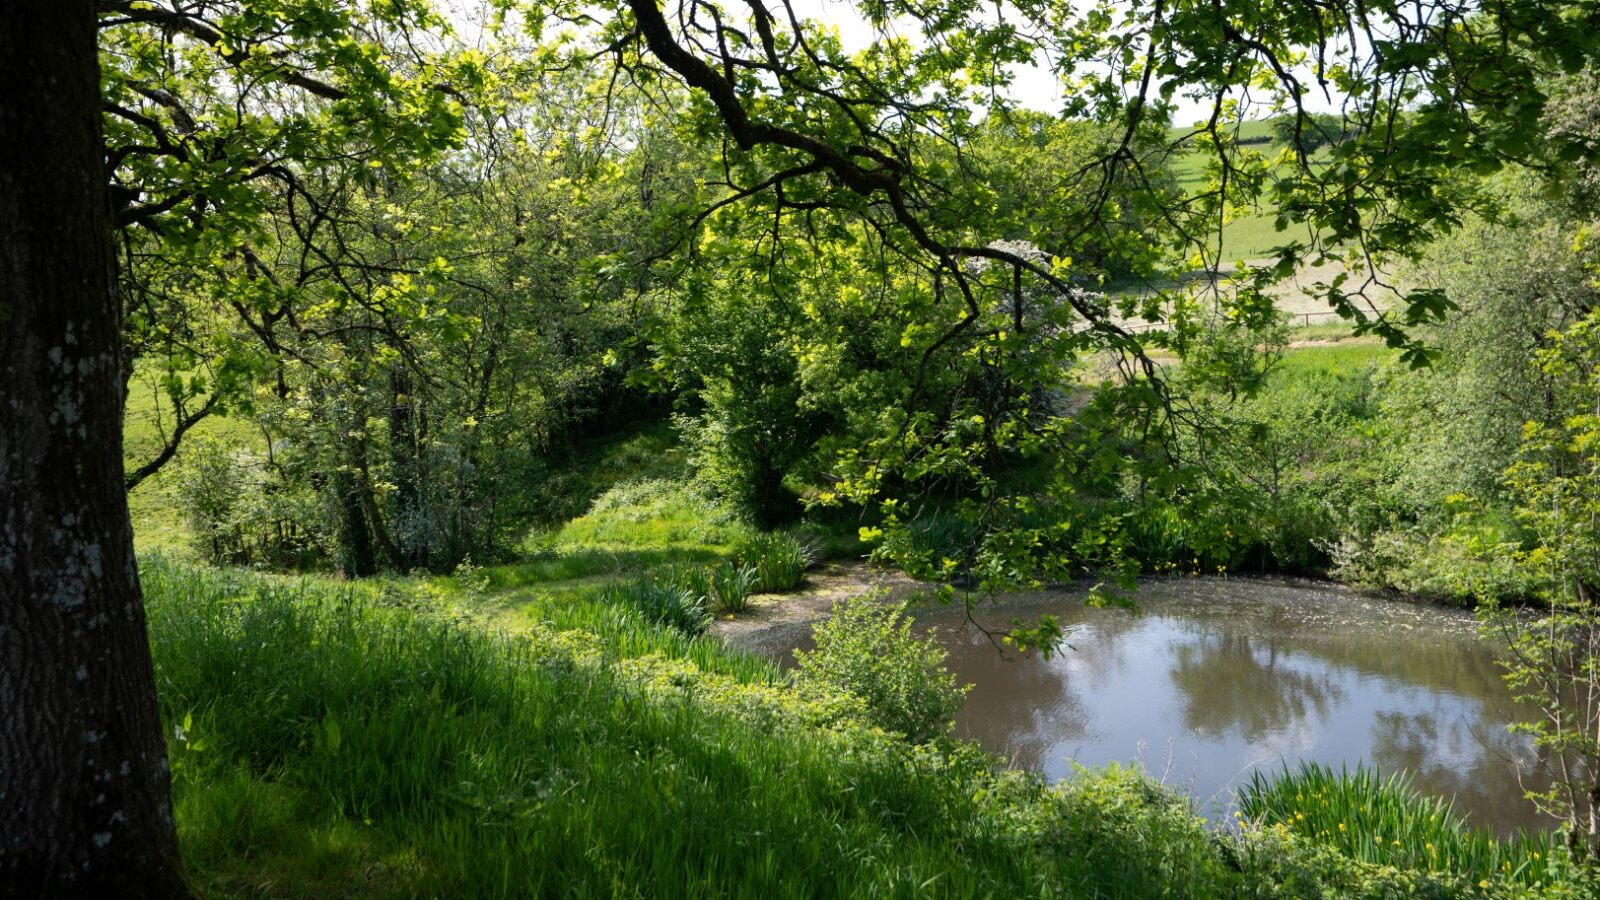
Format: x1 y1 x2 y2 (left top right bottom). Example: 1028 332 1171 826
0 1 194 895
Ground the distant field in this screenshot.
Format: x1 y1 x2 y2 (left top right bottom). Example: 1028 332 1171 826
1163 119 1322 260
122 370 256 556
1273 338 1396 375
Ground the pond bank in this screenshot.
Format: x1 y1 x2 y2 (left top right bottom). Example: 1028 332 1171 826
718 570 1554 837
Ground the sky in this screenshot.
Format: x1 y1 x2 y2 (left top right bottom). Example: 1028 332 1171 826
787 0 1067 111
443 0 1345 125
787 0 1347 125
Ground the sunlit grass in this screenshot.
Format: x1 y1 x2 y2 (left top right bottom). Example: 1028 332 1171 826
122 367 258 556
144 556 1248 898
1272 340 1396 376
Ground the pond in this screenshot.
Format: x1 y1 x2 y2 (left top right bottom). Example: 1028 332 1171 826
744 575 1554 837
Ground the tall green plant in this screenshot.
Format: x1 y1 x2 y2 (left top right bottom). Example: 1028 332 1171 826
1240 763 1568 887
736 532 816 593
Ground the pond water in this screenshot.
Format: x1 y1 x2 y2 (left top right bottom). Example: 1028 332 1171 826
758 576 1555 836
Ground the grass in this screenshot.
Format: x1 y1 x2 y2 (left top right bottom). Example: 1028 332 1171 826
1163 119 1332 260
1284 320 1371 342
122 369 259 557
145 556 1248 898
1272 339 1397 376
532 477 751 554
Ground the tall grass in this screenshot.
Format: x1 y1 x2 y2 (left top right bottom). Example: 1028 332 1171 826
598 574 712 634
142 555 1271 897
669 560 758 613
737 531 816 593
1240 763 1572 888
511 579 778 683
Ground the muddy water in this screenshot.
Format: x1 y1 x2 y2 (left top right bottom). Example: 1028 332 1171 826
746 575 1555 836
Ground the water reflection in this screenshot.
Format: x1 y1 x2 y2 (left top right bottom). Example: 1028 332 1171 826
918 577 1549 835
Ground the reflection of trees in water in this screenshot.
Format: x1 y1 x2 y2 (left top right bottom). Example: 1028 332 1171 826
924 580 1552 831
1368 709 1548 834
1286 627 1511 709
1170 627 1345 741
943 611 1147 770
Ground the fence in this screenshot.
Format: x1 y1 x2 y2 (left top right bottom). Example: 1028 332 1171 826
1112 308 1350 333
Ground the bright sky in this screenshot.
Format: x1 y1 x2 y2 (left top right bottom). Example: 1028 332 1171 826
444 0 1344 126
788 0 1346 125
787 0 1064 109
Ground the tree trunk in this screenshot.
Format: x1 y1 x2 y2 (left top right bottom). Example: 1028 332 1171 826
389 365 421 570
0 1 194 894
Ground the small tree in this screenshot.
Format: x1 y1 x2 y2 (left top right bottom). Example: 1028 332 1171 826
1481 309 1600 861
794 594 969 744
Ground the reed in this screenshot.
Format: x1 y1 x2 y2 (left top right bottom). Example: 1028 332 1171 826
737 531 816 593
1239 762 1571 888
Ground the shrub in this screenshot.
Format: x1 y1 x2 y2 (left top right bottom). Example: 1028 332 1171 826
557 479 746 550
736 531 816 593
175 435 325 568
875 508 982 581
793 594 969 743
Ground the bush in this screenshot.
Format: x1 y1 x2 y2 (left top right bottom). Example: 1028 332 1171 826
175 436 326 568
557 479 747 550
736 531 816 593
876 508 982 581
793 594 969 743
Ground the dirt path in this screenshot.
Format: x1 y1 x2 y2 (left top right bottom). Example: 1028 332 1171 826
710 562 925 659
